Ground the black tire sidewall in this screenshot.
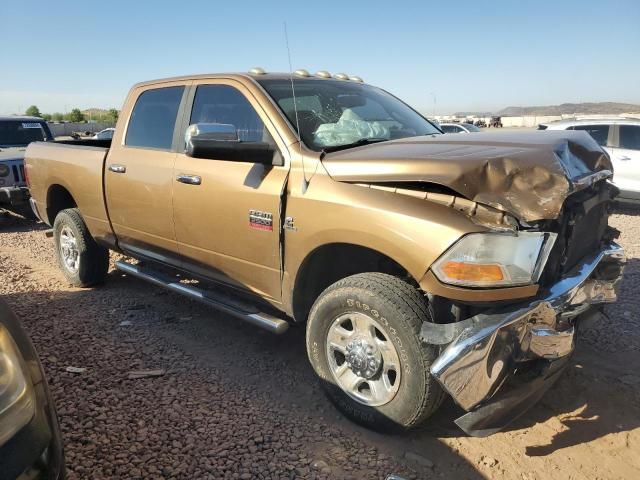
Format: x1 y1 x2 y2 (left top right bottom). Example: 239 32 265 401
306 284 436 430
53 209 107 287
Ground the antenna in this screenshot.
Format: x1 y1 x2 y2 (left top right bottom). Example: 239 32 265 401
283 22 310 193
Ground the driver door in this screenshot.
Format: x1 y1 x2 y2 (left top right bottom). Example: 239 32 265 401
172 80 290 302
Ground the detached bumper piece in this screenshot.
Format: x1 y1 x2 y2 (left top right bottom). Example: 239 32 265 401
421 243 625 437
0 186 30 206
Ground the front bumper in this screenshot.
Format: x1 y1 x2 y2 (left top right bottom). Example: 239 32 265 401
421 243 625 436
0 186 30 206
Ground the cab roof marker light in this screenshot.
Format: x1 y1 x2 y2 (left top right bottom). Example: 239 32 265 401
315 71 332 79
349 75 364 83
249 67 267 75
294 69 311 77
333 73 349 80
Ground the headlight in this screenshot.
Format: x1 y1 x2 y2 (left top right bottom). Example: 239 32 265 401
432 232 557 287
0 164 10 177
0 325 35 447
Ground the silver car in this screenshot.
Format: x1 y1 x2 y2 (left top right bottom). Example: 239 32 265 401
439 122 482 134
539 118 640 202
92 127 115 140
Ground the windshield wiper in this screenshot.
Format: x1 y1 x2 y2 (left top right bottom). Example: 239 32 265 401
322 138 388 153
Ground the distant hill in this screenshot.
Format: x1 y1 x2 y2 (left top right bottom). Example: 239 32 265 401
498 102 640 116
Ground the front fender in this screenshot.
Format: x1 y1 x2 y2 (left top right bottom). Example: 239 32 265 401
282 173 483 310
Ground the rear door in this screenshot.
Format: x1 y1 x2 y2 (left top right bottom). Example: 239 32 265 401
171 80 290 302
611 124 640 199
105 82 189 263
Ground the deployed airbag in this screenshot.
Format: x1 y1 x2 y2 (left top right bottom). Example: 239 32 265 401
314 109 390 147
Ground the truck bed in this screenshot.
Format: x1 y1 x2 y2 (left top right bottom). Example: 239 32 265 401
25 141 112 238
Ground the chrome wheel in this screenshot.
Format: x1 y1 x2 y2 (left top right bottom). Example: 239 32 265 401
59 226 80 273
326 312 401 407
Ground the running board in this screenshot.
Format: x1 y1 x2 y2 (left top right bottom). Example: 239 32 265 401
115 260 289 334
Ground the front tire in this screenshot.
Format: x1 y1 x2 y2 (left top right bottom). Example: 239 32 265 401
53 208 109 287
306 273 444 431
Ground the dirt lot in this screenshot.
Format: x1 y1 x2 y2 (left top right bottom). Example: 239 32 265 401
1 209 639 480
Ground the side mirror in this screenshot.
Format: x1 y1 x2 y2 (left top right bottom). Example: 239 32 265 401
185 123 276 165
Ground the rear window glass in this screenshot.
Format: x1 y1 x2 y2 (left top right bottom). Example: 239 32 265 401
0 121 50 147
126 86 184 150
572 124 609 146
619 125 640 150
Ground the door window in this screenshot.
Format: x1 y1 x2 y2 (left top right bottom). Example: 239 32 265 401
619 125 640 150
572 124 609 146
190 85 268 143
125 86 185 150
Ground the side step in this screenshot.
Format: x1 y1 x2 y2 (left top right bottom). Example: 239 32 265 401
115 260 289 334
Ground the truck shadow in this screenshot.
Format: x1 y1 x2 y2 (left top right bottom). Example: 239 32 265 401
496 256 640 456
0 210 48 233
613 203 640 217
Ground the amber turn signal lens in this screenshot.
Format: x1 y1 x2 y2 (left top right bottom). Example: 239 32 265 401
440 261 505 282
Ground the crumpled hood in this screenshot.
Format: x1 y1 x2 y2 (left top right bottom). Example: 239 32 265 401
0 147 26 162
322 130 612 222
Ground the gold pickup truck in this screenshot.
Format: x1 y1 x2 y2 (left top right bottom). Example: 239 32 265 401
25 70 625 436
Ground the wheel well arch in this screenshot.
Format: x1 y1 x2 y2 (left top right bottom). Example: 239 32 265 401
46 184 77 225
291 243 415 323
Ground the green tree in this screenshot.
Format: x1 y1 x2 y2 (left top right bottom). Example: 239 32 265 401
67 108 85 123
51 112 64 122
41 113 52 121
25 105 41 117
107 108 119 124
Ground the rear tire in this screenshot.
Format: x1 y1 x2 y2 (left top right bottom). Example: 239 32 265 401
306 273 444 431
53 208 109 287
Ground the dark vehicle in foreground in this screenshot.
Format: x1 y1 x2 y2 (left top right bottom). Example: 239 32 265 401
0 299 64 479
24 71 624 436
0 117 53 216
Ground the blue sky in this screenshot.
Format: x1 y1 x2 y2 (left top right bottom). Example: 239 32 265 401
1 0 638 115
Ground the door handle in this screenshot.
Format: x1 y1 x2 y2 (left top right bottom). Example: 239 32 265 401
108 164 126 173
176 174 202 185
619 156 631 161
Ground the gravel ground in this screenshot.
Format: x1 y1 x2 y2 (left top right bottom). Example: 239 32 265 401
1 208 640 480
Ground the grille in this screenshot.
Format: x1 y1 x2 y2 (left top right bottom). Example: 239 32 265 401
563 202 608 269
11 164 26 184
10 163 25 184
540 188 610 286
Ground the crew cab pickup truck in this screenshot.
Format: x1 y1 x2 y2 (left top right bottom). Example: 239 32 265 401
0 116 53 216
25 71 625 436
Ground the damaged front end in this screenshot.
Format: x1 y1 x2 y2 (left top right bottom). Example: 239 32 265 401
421 242 625 437
323 129 625 435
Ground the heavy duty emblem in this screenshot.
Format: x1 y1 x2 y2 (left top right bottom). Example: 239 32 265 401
249 210 273 231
